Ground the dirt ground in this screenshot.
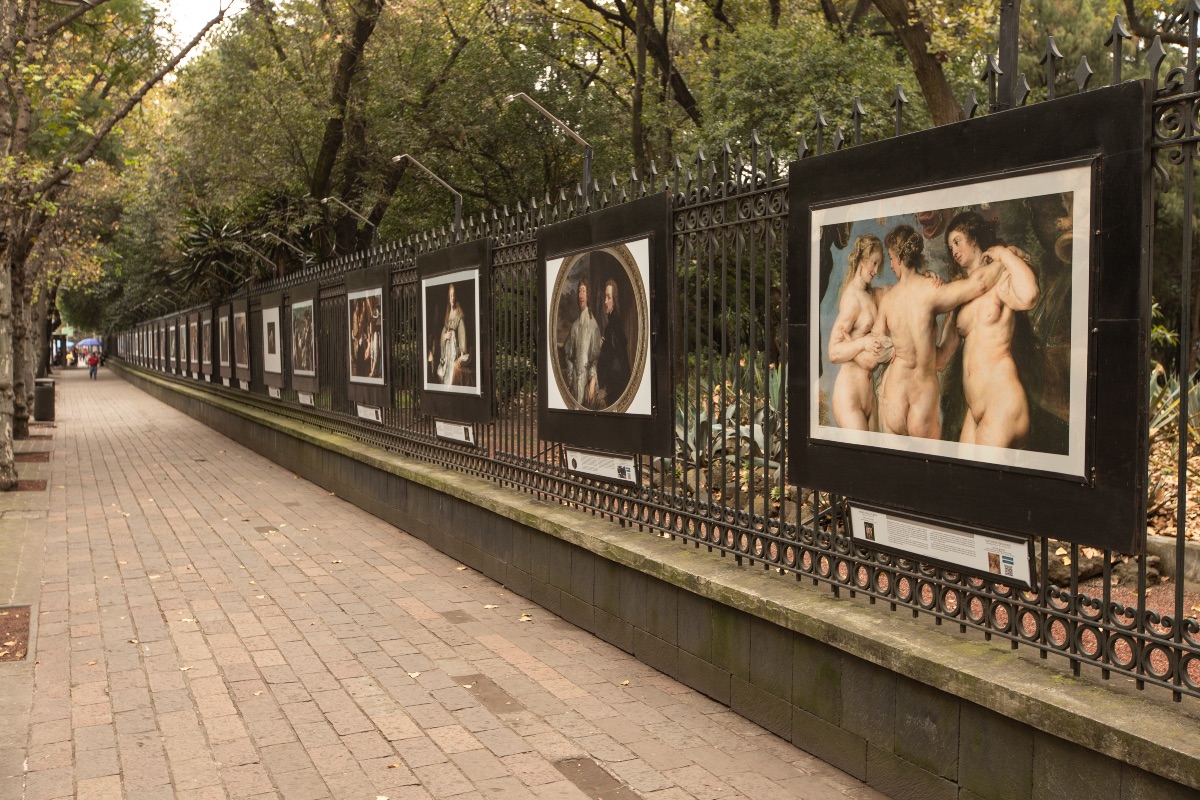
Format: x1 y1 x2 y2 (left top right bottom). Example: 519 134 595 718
1146 438 1200 540
0 605 29 661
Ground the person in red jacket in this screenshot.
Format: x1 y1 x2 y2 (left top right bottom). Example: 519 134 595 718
87 352 99 380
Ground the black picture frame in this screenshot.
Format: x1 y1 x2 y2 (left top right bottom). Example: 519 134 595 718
172 316 183 374
200 309 213 380
346 266 389 408
417 238 492 424
537 192 675 456
788 80 1151 553
261 291 284 389
232 298 250 385
289 282 319 394
218 303 232 380
188 312 200 375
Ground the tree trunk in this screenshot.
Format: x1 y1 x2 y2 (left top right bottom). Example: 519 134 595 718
872 0 964 126
0 260 18 490
632 0 649 176
11 255 28 440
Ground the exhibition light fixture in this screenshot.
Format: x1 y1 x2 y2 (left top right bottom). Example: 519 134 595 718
318 196 378 248
260 231 316 264
502 92 593 210
392 154 463 241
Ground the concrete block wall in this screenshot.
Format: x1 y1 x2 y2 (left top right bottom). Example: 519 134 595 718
115 364 1200 800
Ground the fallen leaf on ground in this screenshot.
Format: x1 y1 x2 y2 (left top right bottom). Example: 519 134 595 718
620 680 630 686
462 684 474 689
180 618 195 623
248 581 256 585
331 560 342 564
519 613 533 622
254 691 263 696
86 660 96 666
3 641 15 646
387 764 401 769
456 566 467 571
407 672 421 678
128 639 139 644
180 666 192 671
484 605 498 609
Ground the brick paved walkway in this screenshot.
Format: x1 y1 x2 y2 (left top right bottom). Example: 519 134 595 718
3 366 888 800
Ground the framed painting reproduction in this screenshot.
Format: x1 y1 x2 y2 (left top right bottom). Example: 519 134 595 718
788 80 1151 553
232 299 249 386
537 192 674 456
200 310 212 377
289 283 319 394
417 238 491 424
218 307 231 377
261 292 284 388
345 267 389 408
188 314 200 375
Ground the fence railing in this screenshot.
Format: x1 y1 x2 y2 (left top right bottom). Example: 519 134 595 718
116 11 1200 702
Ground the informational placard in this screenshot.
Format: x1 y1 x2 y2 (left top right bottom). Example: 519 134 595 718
435 419 476 445
268 386 281 399
563 448 639 485
222 377 231 387
356 403 382 423
298 392 315 407
849 505 1035 587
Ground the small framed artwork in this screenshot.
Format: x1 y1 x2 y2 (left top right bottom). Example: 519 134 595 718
219 309 231 371
788 80 1151 552
290 282 319 395
417 238 491 424
232 298 250 386
346 267 389 407
200 311 213 377
261 292 284 389
537 192 675 456
188 315 200 374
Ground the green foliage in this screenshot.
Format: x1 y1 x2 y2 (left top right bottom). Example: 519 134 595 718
697 16 929 152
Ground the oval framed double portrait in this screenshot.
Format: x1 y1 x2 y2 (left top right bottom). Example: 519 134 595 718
548 242 649 414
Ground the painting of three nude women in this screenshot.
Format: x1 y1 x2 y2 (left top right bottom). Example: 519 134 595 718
812 164 1090 477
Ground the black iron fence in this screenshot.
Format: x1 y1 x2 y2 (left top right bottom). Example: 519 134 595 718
117 12 1200 701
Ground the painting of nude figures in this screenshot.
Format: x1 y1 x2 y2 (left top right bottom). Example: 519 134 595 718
811 164 1090 477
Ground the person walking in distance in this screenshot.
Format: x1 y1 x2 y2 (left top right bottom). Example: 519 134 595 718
87 351 99 380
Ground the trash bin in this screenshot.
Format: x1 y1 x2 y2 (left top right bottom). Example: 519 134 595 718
33 378 54 422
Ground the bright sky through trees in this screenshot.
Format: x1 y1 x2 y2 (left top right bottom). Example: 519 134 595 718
156 1 247 51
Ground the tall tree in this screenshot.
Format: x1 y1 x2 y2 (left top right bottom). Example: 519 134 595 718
0 0 226 487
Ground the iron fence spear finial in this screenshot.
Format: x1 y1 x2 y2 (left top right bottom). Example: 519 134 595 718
1075 55 1094 92
851 97 865 145
1014 74 1031 107
964 88 979 119
1040 36 1064 99
982 54 1003 112
1105 15 1133 83
813 110 828 154
1146 35 1167 90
